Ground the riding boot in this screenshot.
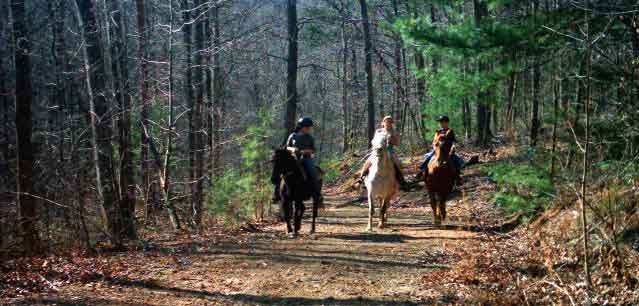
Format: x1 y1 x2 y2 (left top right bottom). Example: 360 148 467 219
393 166 409 191
356 168 369 185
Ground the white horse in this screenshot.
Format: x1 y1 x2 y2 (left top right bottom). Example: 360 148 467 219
364 131 399 231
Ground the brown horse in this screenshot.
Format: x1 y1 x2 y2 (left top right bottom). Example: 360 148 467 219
423 132 456 226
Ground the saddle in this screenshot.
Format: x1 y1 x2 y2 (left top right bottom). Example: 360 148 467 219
285 148 322 182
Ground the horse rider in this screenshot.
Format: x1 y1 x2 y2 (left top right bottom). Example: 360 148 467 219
281 117 323 205
357 116 409 191
418 115 465 185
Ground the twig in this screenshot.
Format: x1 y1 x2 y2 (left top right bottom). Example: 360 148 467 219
543 280 576 306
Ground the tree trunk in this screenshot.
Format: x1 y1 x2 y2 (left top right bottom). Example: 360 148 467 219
76 0 121 246
430 4 439 72
530 64 540 146
391 0 402 120
11 0 40 254
181 0 197 225
530 31 541 147
340 8 349 153
581 4 592 287
505 72 517 136
378 51 385 118
349 45 359 147
135 0 152 214
414 52 425 106
192 0 205 226
51 0 68 171
550 68 560 182
359 0 375 146
211 2 223 178
474 0 491 147
162 0 180 230
285 0 298 134
109 0 136 239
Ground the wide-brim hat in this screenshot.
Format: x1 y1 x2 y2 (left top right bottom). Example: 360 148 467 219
382 116 394 123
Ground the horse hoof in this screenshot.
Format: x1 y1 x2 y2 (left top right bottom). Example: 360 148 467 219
289 232 297 239
366 227 373 232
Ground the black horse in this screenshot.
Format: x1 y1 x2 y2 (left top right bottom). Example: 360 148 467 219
271 148 322 237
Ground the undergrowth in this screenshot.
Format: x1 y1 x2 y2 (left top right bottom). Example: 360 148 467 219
206 111 274 223
481 148 555 217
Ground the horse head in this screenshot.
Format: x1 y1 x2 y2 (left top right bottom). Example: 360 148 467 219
371 131 389 157
271 147 296 183
433 134 453 162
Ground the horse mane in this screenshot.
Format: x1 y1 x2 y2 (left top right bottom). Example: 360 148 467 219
371 131 388 150
272 148 304 181
433 133 453 161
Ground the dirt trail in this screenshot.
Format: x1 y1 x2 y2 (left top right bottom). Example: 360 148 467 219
9 166 504 306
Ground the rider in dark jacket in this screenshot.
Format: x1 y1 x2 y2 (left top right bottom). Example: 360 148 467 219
273 117 322 204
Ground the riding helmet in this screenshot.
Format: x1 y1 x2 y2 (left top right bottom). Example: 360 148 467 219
298 117 314 127
436 115 450 122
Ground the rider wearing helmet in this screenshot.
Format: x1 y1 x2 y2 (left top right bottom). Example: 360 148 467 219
285 117 322 204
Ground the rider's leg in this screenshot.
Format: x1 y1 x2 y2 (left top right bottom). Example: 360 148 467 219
416 150 435 181
419 150 435 170
451 154 464 185
451 154 465 169
302 158 322 202
390 153 407 184
359 159 372 178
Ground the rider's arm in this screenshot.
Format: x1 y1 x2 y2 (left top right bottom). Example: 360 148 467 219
448 129 458 154
285 133 298 153
390 131 400 146
301 136 316 155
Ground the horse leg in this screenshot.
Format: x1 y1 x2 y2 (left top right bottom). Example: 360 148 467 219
440 197 447 223
378 197 389 229
294 200 305 234
429 193 440 226
367 191 375 232
283 197 293 234
435 195 442 226
310 198 318 234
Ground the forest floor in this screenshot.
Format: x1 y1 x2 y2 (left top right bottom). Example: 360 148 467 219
3 145 634 305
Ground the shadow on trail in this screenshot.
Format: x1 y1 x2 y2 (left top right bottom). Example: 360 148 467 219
328 232 475 243
329 233 416 243
104 277 427 306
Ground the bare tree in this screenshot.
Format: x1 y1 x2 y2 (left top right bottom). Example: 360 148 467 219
473 0 491 147
211 2 224 177
359 0 375 145
136 0 152 214
285 0 299 134
11 0 40 254
580 0 592 287
76 0 122 247
109 0 136 239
